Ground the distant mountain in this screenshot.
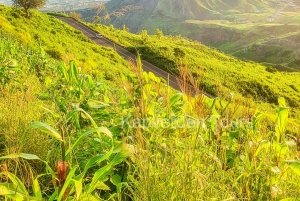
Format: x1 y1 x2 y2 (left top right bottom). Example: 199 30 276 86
75 0 300 70
104 0 299 32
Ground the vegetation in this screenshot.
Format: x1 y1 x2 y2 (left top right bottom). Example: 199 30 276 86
13 0 47 17
0 35 132 200
0 5 130 77
180 21 300 71
78 0 300 70
88 22 300 117
69 12 81 21
1 5 300 201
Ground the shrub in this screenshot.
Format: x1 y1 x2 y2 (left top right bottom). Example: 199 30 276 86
45 49 63 60
266 66 277 73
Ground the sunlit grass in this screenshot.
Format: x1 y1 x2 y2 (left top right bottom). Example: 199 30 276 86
0 6 300 200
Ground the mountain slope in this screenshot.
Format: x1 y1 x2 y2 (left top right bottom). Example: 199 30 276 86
0 5 130 77
1 5 300 201
104 0 300 32
88 21 300 115
81 0 300 70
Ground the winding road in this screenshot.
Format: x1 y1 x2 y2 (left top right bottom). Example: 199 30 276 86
56 17 213 97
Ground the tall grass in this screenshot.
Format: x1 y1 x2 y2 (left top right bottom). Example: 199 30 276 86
123 62 300 200
88 21 300 118
0 7 300 201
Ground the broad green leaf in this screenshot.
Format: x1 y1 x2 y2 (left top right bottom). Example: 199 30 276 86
60 63 69 82
76 143 114 181
274 142 288 159
110 145 133 167
170 93 182 107
73 179 82 200
48 188 58 201
0 153 40 160
95 182 110 190
0 185 10 195
275 98 289 143
66 108 98 129
148 72 160 83
74 112 81 130
28 122 62 141
87 165 112 194
87 75 95 89
284 160 300 176
84 153 111 172
32 177 43 199
79 193 100 201
70 60 79 84
255 140 269 156
66 127 113 158
252 111 264 130
39 106 61 119
0 183 27 199
87 100 109 109
57 167 77 201
278 97 286 107
111 174 121 186
1 172 28 195
143 72 149 83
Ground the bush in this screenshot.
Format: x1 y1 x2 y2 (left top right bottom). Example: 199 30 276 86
69 12 81 21
266 66 277 73
46 49 63 60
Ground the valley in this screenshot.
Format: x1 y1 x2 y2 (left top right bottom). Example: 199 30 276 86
0 1 300 200
78 0 300 70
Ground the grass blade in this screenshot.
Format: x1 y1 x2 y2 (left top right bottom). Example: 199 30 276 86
28 122 63 141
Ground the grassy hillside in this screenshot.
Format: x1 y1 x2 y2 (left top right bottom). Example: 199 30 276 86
1 6 300 200
179 16 300 71
76 0 300 70
80 0 281 31
88 22 300 116
102 0 300 32
0 5 130 77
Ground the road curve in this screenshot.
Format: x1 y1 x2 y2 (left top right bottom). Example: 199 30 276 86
55 16 213 97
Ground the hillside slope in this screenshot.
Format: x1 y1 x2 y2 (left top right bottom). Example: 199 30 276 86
77 0 300 70
87 21 300 116
1 6 300 201
104 0 300 32
0 5 130 77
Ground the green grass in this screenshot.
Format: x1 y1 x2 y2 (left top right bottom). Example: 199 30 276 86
0 5 131 77
79 0 300 70
88 22 300 116
1 6 300 201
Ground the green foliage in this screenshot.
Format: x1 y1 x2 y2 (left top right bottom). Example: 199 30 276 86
69 12 81 21
173 47 185 59
0 40 133 199
266 66 278 73
46 48 63 60
140 30 149 43
0 6 130 76
275 98 289 143
155 28 163 39
101 0 300 70
88 22 300 113
13 0 47 17
1 6 300 201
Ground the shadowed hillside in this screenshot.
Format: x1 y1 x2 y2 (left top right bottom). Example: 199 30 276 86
74 0 300 70
104 0 300 32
